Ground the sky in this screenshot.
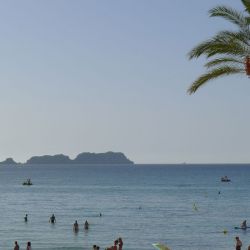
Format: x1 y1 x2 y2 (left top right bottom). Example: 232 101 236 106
0 0 249 164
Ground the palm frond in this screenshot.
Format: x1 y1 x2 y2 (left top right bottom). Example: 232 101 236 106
188 38 248 59
209 6 248 29
242 0 250 13
188 66 243 94
205 57 244 68
216 30 250 46
246 16 250 24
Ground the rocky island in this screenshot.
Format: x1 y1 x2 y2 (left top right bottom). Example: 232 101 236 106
0 158 19 165
0 152 134 165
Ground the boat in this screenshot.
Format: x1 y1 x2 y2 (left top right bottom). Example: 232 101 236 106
221 176 231 182
23 181 32 186
22 179 33 186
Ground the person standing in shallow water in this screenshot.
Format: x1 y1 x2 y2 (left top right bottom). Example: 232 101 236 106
118 237 123 250
26 241 32 250
84 220 89 229
50 214 56 223
73 220 79 232
14 241 19 250
235 236 242 250
24 214 28 222
113 240 118 250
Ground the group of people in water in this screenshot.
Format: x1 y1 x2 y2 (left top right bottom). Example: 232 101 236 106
235 220 250 250
73 220 89 232
13 239 123 250
19 213 123 250
24 213 56 224
92 238 124 250
104 237 123 250
26 213 91 231
13 241 31 250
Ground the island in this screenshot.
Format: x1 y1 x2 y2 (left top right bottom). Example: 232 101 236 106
0 152 134 165
0 158 19 165
26 154 71 164
73 152 133 164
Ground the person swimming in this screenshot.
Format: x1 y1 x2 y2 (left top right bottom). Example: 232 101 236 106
49 214 56 224
24 214 28 222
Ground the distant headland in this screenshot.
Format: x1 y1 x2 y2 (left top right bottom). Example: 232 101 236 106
0 152 134 165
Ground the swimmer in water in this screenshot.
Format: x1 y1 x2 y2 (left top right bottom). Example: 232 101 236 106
49 214 56 224
73 220 79 232
84 220 89 230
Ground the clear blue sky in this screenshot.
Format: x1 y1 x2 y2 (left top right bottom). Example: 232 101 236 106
0 0 249 163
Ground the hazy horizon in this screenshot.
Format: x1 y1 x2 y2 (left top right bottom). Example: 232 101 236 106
0 0 249 164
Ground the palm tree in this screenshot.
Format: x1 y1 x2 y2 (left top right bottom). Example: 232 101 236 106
188 0 250 94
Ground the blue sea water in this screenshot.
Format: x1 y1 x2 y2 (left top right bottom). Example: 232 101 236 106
0 164 250 250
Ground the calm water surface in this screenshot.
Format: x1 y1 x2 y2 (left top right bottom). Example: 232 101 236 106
0 164 250 250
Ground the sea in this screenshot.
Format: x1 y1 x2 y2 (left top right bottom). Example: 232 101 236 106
0 164 250 250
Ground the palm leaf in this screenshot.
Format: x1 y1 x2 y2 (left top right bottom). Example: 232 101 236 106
188 2 250 94
216 30 250 46
242 0 250 13
188 38 248 59
188 66 243 94
205 57 244 68
209 6 248 29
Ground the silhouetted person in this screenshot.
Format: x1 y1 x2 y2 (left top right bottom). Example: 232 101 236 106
73 220 79 232
24 214 28 222
118 237 123 250
50 214 56 223
14 241 19 250
84 220 89 229
26 241 32 250
235 236 242 250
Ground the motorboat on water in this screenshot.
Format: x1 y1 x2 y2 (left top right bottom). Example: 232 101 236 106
221 176 231 182
23 179 33 186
